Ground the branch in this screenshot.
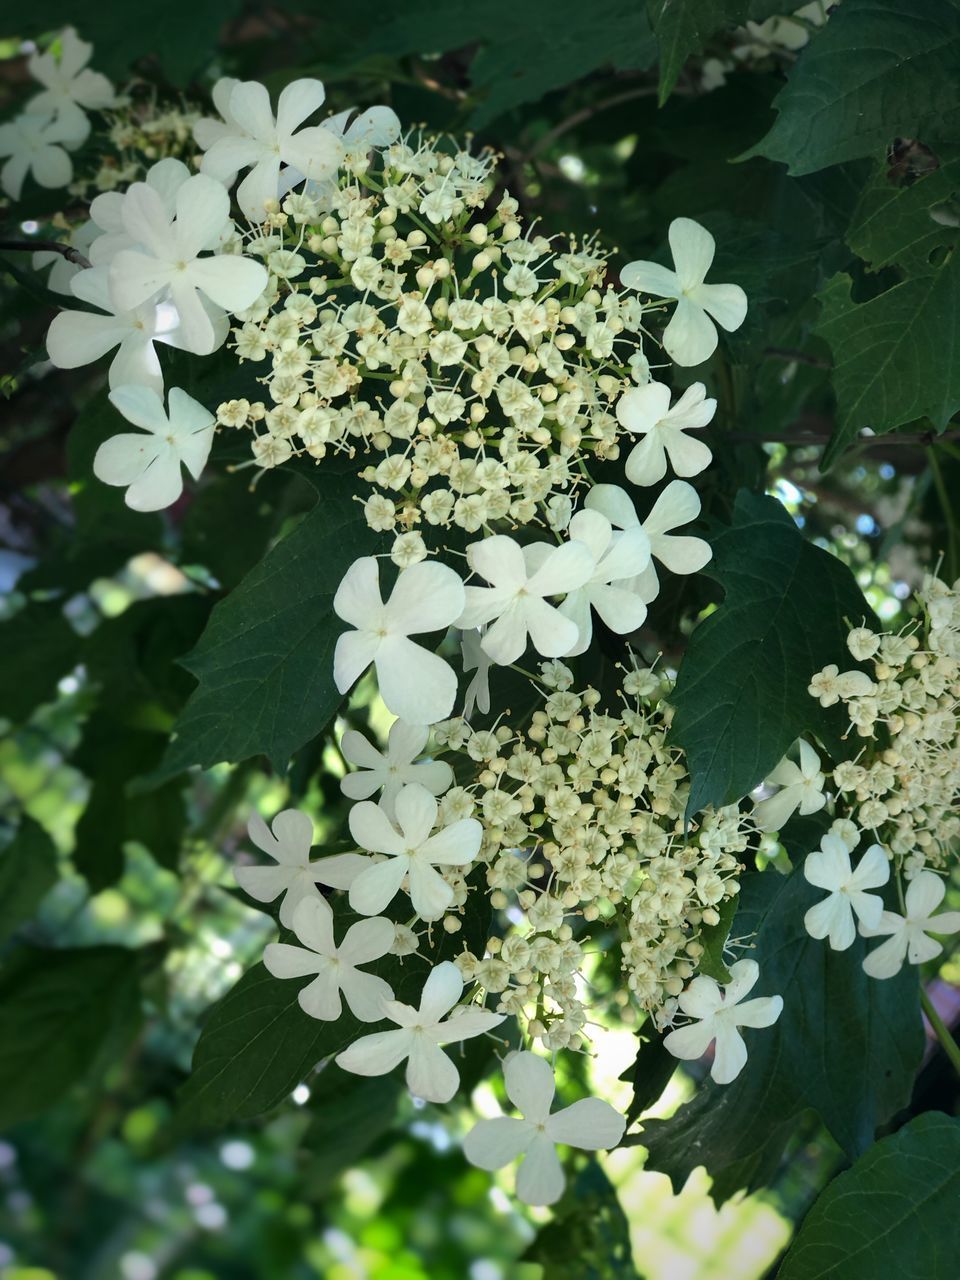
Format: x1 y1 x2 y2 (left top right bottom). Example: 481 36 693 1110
724 427 960 448
0 238 91 269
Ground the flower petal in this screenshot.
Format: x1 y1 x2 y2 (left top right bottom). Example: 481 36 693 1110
405 1038 459 1103
546 1098 625 1150
291 894 335 954
347 856 408 916
515 1131 566 1206
463 1116 533 1170
619 259 679 299
276 78 327 136
711 1024 748 1084
503 1050 556 1123
418 960 463 1022
375 636 457 725
338 915 396 966
340 969 395 1023
335 1027 411 1078
263 942 324 979
662 296 718 367
405 858 454 920
669 217 715 291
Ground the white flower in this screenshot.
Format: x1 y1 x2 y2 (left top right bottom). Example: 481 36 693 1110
461 628 492 719
584 480 711 601
752 740 826 833
340 719 453 818
109 173 267 355
333 557 465 725
27 27 115 139
94 385 215 512
458 535 594 665
334 960 505 1103
463 1051 625 1206
615 382 715 487
234 808 369 928
861 871 960 979
620 218 747 366
347 782 481 920
803 836 889 950
46 266 207 395
322 104 401 148
557 510 651 656
263 895 395 1021
0 112 84 200
195 78 342 221
88 158 203 266
664 959 783 1084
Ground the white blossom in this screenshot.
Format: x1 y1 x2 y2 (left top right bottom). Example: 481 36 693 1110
458 535 594 665
0 112 84 200
861 871 960 979
94 385 216 511
557 509 651 655
461 628 492 719
333 557 465 725
88 158 202 266
46 266 206 394
234 808 369 928
615 381 715 487
463 1051 625 1205
621 218 747 366
340 719 453 818
802 836 889 950
263 895 395 1021
664 959 783 1084
347 782 480 920
334 961 504 1103
752 740 826 833
109 173 268 355
32 220 98 293
27 27 115 139
195 77 342 220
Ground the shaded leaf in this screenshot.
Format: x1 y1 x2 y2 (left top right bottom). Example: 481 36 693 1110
523 1161 637 1279
0 817 58 945
847 154 960 273
779 1112 960 1280
0 603 81 724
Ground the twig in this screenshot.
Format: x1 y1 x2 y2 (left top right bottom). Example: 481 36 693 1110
763 346 831 369
525 84 662 160
921 986 960 1079
722 427 960 448
0 237 91 269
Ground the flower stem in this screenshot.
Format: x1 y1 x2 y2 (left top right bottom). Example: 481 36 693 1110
920 985 960 1077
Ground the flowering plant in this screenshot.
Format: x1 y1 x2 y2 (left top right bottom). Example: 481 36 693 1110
1 9 958 1275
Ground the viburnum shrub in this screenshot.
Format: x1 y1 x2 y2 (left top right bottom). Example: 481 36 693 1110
2 11 959 1265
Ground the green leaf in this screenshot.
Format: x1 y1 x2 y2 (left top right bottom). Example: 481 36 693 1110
0 946 142 1128
815 266 960 466
846 155 960 273
0 817 58 945
620 1026 678 1126
741 0 960 175
156 473 378 776
0 603 81 724
523 1161 637 1279
638 863 924 1202
302 1070 402 1192
647 0 745 103
778 1112 960 1279
669 490 873 813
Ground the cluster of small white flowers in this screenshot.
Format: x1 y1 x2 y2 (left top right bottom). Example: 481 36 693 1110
752 574 960 981
433 660 751 1048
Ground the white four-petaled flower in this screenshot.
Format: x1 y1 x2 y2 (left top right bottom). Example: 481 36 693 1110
334 960 504 1103
861 871 960 979
348 782 481 921
621 217 747 366
458 535 594 665
333 557 465 725
802 835 889 950
0 112 84 200
463 1051 625 1205
109 173 267 355
94 385 216 511
663 958 783 1084
557 509 651 655
263 895 395 1021
195 78 343 221
340 719 453 819
615 381 716 487
752 740 826 834
234 808 370 928
27 26 115 139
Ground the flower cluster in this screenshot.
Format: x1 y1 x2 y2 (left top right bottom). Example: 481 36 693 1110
752 573 960 980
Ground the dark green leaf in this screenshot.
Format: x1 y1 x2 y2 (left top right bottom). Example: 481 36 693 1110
741 0 960 175
847 155 960 273
669 490 874 813
302 1070 402 1191
778 1112 960 1280
523 1161 637 1279
0 946 142 1128
638 865 924 1201
815 266 960 466
647 0 747 103
697 891 738 983
0 817 58 945
621 1026 677 1127
155 475 378 776
0 603 80 724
